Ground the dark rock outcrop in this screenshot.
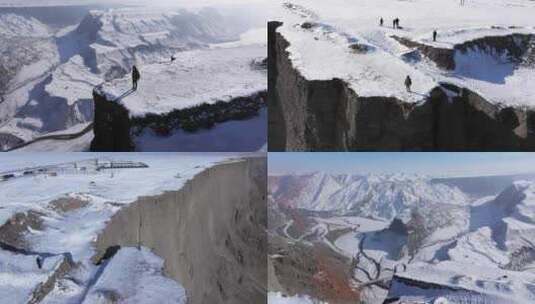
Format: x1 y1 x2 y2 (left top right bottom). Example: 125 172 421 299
269 22 535 151
384 275 489 304
389 218 409 236
505 246 535 271
393 33 535 71
392 36 455 70
90 88 134 152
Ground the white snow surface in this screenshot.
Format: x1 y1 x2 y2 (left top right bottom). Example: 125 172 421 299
395 261 535 303
276 0 535 106
0 14 50 38
98 45 266 117
83 247 187 304
268 292 324 304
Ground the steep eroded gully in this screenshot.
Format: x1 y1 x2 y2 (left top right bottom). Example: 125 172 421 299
269 21 535 151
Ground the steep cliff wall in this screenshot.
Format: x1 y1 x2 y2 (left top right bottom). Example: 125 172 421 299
90 88 134 152
93 157 267 304
269 22 535 151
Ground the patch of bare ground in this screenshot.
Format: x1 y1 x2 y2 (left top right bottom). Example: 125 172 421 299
270 235 360 303
0 210 45 248
49 196 90 213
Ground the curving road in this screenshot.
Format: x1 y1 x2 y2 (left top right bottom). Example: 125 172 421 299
6 123 93 152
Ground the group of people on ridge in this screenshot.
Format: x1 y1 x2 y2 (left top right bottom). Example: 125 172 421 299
379 17 401 29
378 17 442 93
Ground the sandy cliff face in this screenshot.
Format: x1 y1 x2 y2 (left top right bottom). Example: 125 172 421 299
269 22 535 151
93 157 267 304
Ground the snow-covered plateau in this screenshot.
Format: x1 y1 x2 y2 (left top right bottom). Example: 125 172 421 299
269 0 535 151
0 153 267 303
0 1 270 151
268 172 535 303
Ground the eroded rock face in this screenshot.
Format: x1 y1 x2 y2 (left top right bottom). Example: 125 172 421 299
394 33 535 70
90 89 134 152
506 246 535 271
93 157 267 304
392 36 455 70
269 22 535 151
0 210 44 249
28 256 75 304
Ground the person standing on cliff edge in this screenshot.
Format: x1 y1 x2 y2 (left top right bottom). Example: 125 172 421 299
132 65 140 91
405 75 412 92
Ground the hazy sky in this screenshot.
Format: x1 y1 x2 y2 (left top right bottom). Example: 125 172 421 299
269 153 535 177
0 0 269 7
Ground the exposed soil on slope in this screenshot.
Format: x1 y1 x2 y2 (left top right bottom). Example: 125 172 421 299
49 196 90 213
0 210 44 248
269 235 359 304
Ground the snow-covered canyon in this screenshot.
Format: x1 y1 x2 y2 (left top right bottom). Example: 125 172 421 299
0 1 269 151
268 172 535 303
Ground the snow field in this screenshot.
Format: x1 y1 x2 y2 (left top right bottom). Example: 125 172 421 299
277 0 535 105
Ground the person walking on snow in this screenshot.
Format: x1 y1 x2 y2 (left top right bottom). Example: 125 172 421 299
393 18 400 29
36 256 43 269
132 65 140 90
380 17 383 27
392 18 396 29
433 30 437 42
405 75 412 92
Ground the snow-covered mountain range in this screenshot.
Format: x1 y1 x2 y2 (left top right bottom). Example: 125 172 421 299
269 173 469 220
